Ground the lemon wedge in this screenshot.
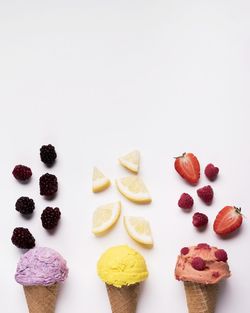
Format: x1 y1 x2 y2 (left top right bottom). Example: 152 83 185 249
116 176 151 204
92 201 121 235
92 167 111 193
119 150 140 173
124 216 153 247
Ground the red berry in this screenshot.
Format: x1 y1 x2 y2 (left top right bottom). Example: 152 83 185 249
191 257 206 270
180 247 189 255
178 193 194 210
192 212 208 228
12 165 32 181
197 185 214 204
196 243 211 250
212 271 220 278
213 206 243 236
174 152 200 185
214 249 228 262
205 163 219 181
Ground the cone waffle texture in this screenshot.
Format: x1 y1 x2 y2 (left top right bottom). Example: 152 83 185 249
106 283 140 313
184 281 218 313
23 283 59 313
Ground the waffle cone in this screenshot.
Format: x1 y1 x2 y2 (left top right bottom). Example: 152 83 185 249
23 283 59 313
106 283 140 313
184 281 218 313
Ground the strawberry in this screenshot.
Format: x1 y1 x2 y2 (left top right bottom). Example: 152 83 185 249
213 206 243 236
174 152 200 185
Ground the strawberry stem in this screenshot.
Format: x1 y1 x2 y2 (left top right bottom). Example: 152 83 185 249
174 152 186 159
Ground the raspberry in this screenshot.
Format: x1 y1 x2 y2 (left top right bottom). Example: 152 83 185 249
196 243 211 250
212 271 220 278
15 197 35 215
40 144 57 166
180 247 189 255
215 249 228 262
41 207 61 229
39 173 58 196
178 193 194 210
197 185 214 204
205 163 219 181
191 257 206 271
192 212 208 228
11 227 35 249
12 165 32 181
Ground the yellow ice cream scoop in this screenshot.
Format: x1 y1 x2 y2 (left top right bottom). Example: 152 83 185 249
97 245 148 288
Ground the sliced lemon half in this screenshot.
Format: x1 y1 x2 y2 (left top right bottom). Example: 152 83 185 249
124 216 153 247
119 150 140 173
116 176 151 204
92 201 121 235
92 167 111 193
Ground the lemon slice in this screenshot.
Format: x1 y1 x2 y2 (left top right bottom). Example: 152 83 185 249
119 150 140 173
116 176 151 204
92 167 111 193
124 216 153 247
92 201 121 235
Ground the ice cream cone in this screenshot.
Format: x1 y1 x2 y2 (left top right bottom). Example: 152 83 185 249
184 281 218 313
106 283 140 313
23 283 59 313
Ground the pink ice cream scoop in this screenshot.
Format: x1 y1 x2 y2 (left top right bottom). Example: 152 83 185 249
175 243 230 284
15 247 68 286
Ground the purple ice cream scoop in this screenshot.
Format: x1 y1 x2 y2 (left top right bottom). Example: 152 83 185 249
15 247 69 286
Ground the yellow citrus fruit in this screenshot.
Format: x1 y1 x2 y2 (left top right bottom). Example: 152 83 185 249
116 176 151 204
92 167 111 193
119 150 140 173
124 216 153 247
92 201 121 235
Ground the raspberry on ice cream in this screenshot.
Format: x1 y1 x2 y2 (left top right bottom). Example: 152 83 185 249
191 257 206 271
215 249 228 262
181 247 190 255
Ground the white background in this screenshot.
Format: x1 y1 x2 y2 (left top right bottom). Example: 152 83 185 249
0 0 250 312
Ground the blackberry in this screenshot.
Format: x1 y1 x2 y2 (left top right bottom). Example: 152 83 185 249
40 144 57 166
39 173 58 196
15 197 35 215
12 165 32 181
41 207 61 229
11 227 35 249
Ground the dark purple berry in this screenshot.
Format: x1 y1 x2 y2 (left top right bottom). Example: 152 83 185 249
39 173 58 196
40 144 57 166
41 207 61 229
11 227 35 249
12 165 32 181
15 197 35 215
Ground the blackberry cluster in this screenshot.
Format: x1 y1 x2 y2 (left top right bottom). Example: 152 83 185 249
39 173 58 196
40 144 57 166
11 227 35 249
41 207 61 229
15 197 35 215
12 165 32 181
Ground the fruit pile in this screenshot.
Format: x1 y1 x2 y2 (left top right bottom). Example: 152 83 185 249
175 152 243 236
11 144 61 249
91 150 154 248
